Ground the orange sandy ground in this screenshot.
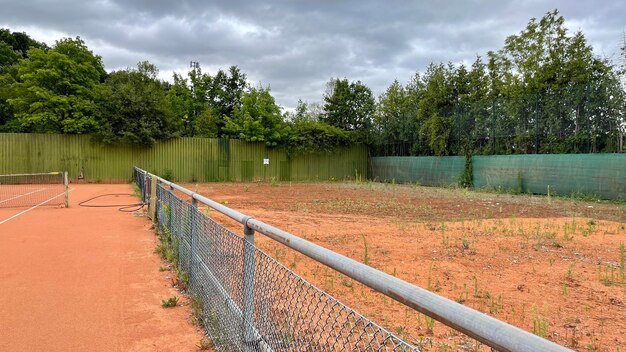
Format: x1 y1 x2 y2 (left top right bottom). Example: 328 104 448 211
0 184 205 352
183 181 626 352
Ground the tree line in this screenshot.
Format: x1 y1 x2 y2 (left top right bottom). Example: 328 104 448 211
1 9 624 155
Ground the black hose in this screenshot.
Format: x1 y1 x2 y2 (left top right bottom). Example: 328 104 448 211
78 193 145 212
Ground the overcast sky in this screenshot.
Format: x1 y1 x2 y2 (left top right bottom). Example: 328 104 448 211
1 0 624 110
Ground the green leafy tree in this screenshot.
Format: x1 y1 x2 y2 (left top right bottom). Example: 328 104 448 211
374 80 412 155
166 72 194 136
321 78 375 141
0 29 48 130
8 37 105 133
193 107 220 137
99 61 177 146
209 65 248 135
166 65 248 137
223 86 286 146
372 10 625 156
0 29 48 63
417 63 455 155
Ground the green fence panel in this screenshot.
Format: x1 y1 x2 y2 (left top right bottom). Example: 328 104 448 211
370 156 465 186
370 154 626 200
473 154 626 200
0 133 368 183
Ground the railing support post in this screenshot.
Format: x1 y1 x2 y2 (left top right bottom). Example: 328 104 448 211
190 197 198 290
242 216 256 351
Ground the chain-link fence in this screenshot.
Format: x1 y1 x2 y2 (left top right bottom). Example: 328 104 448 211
135 168 417 351
133 167 573 352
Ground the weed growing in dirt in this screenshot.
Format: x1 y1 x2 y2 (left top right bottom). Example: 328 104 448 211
488 294 503 315
472 274 479 298
561 263 575 296
176 267 188 291
190 295 204 327
427 262 441 292
598 243 626 286
161 296 179 308
563 223 574 241
531 304 548 338
324 267 335 291
289 253 300 269
460 237 472 254
159 266 169 272
424 314 436 334
441 220 449 247
565 264 575 280
619 242 626 283
340 275 353 288
582 219 596 236
361 234 369 266
547 185 552 204
273 247 284 263
154 202 190 296
198 337 213 350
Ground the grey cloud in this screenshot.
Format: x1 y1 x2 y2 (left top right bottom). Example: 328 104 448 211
0 0 623 109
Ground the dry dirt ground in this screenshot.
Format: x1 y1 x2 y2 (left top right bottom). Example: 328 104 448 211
183 181 626 352
0 184 206 352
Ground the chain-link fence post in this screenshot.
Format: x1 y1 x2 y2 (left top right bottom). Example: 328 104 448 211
242 217 255 352
190 197 198 290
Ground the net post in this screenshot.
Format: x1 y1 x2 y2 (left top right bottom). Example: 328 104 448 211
242 216 256 351
63 171 69 208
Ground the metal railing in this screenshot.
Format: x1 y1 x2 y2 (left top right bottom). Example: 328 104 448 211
133 167 573 352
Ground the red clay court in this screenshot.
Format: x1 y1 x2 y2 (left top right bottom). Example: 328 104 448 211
0 183 204 351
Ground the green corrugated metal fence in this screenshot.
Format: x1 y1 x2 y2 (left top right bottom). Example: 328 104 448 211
370 154 626 200
0 134 367 182
370 156 465 186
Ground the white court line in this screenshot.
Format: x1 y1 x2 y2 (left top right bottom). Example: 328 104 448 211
0 188 48 205
0 188 73 226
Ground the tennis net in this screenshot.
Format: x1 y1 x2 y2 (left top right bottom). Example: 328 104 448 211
0 172 68 208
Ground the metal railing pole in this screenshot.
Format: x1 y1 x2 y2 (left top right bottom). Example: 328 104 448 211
242 217 256 351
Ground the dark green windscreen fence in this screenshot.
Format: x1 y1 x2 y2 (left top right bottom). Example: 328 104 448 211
473 154 626 200
371 154 625 200
0 134 367 182
370 156 465 186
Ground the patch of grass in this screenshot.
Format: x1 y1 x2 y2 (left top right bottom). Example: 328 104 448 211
161 296 179 308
